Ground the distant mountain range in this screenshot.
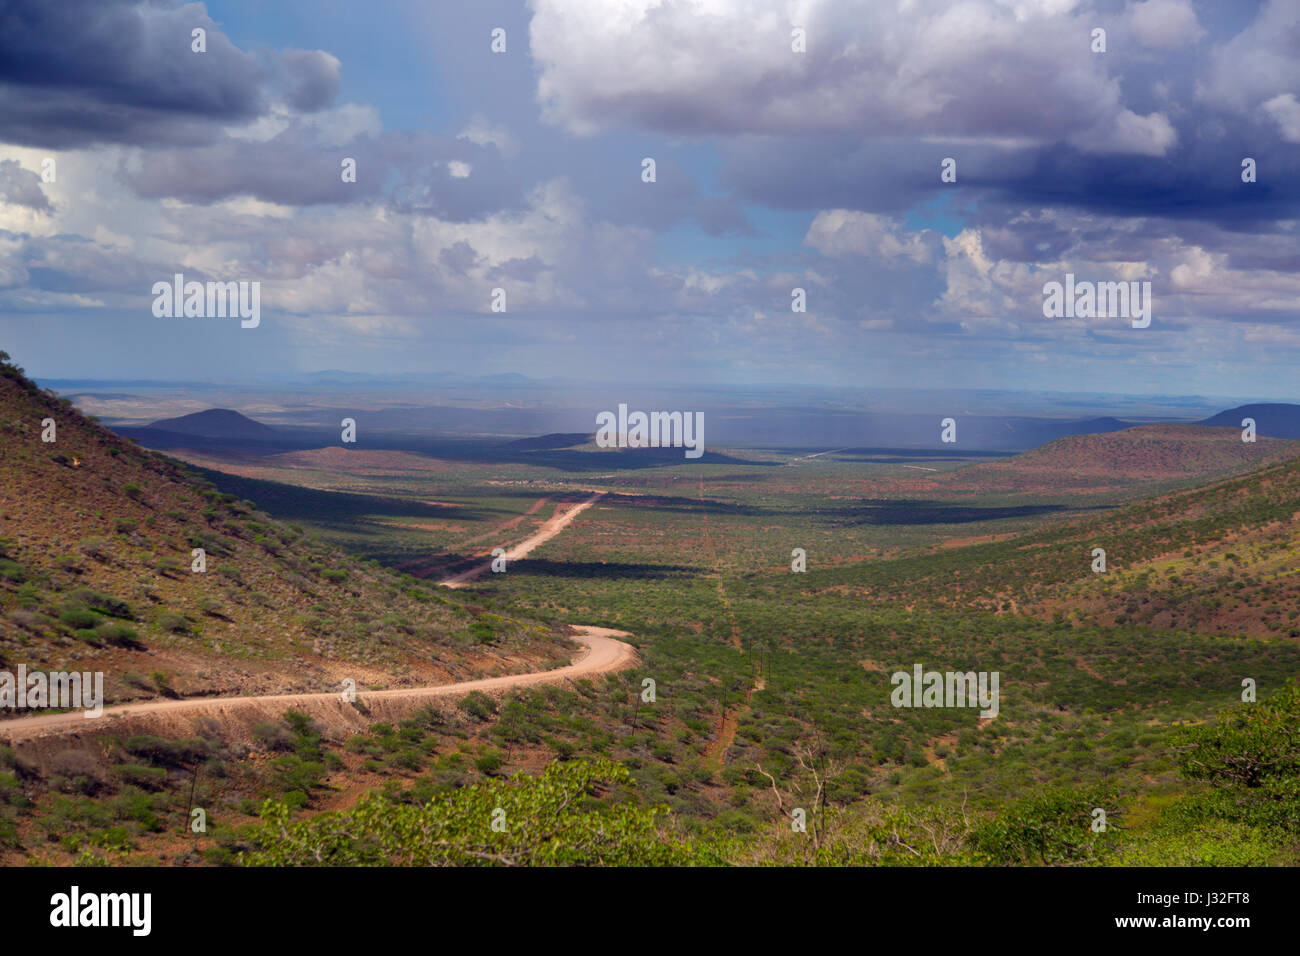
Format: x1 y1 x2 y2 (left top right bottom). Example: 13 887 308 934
104 402 1300 453
1196 404 1300 439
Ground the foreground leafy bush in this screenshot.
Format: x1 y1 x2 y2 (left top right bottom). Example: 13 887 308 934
1172 680 1300 834
243 759 718 866
970 784 1118 865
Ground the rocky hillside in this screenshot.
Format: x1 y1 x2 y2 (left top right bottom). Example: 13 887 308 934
0 352 568 713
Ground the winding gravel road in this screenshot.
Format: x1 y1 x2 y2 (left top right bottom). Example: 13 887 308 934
0 626 636 742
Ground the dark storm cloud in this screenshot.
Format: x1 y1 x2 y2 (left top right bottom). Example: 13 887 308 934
0 0 336 148
382 131 527 221
119 126 524 218
20 234 166 294
121 129 386 206
973 213 1077 265
439 241 480 277
0 229 184 318
987 126 1300 225
0 159 51 211
715 119 1300 230
280 50 341 113
716 137 942 216
488 255 548 283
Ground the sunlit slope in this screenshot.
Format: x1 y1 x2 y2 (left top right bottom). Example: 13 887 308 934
790 430 1300 637
891 424 1297 496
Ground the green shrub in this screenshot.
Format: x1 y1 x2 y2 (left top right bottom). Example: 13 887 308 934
457 691 496 721
203 846 235 866
113 765 168 791
66 588 133 619
60 607 101 630
1173 680 1300 834
390 750 425 772
95 623 142 648
77 537 110 559
475 750 503 776
155 612 189 634
253 723 296 752
49 751 103 796
971 785 1118 865
123 736 211 769
271 756 326 796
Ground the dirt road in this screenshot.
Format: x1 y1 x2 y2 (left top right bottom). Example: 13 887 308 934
440 492 604 588
787 448 848 464
0 626 636 743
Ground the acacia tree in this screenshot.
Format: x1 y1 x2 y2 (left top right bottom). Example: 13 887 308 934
755 727 845 861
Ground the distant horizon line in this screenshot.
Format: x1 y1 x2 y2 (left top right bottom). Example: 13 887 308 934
27 373 1296 408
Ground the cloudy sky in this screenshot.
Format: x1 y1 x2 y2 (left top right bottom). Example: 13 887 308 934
0 0 1298 399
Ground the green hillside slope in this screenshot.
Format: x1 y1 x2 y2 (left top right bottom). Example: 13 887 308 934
0 352 566 711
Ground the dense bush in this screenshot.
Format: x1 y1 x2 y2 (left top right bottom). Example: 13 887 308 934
244 759 718 866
